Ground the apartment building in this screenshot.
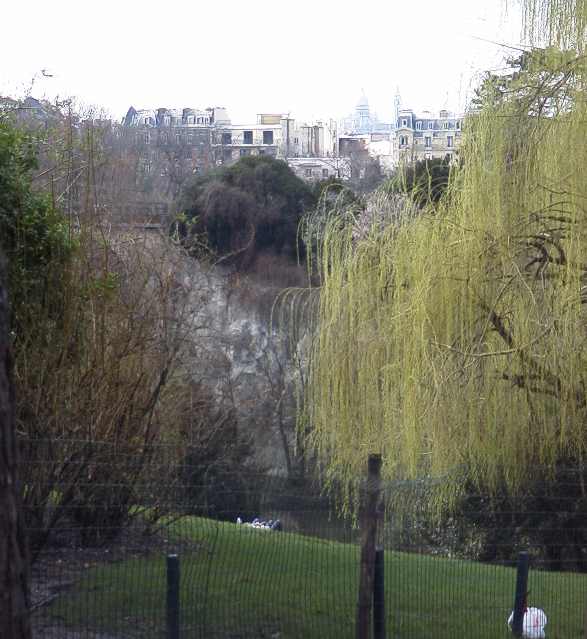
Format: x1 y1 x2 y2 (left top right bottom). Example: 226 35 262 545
123 105 331 164
395 108 462 163
212 114 291 164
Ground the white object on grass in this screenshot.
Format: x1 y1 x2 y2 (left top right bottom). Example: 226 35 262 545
507 607 547 638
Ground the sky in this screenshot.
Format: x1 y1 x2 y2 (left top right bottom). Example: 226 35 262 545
1 0 525 124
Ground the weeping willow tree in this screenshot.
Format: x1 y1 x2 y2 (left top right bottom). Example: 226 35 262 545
305 0 587 513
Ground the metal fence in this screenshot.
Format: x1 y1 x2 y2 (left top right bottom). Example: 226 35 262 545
22 441 587 638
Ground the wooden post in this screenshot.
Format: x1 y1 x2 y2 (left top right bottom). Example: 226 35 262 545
167 554 180 639
373 546 385 639
511 551 529 637
356 454 382 639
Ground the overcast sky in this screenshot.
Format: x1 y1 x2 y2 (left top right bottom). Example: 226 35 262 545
1 1 524 124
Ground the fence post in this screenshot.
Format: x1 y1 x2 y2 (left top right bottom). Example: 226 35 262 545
356 453 382 639
167 554 180 639
373 546 385 639
511 551 529 637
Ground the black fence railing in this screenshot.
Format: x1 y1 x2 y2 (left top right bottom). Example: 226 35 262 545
21 441 587 638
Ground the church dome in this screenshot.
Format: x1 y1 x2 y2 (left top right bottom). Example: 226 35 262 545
356 91 369 110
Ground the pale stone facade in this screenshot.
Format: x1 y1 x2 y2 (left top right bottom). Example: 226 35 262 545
212 116 292 164
395 108 462 163
213 116 334 165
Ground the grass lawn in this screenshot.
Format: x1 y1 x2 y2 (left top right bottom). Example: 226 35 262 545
48 516 587 638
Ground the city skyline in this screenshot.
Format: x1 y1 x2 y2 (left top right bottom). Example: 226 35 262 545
2 1 525 124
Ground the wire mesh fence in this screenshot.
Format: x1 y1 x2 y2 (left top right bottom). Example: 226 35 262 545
21 440 587 638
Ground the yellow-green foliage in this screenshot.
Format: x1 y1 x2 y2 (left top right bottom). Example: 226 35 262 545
523 0 586 48
305 0 587 510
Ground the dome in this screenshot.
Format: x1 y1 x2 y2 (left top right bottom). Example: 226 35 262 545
356 90 369 110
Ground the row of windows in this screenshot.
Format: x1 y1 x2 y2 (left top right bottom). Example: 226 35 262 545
304 168 330 178
400 118 461 130
399 135 454 148
237 148 277 157
140 115 212 126
137 132 209 145
137 130 279 146
185 116 210 125
220 130 275 145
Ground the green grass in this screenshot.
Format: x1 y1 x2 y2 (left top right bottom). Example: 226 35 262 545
49 517 587 638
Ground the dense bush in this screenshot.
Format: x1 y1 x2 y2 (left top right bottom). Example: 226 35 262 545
178 156 316 269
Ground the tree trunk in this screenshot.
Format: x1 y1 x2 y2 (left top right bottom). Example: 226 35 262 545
0 256 32 639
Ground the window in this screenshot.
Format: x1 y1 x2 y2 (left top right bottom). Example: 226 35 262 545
443 121 449 129
175 133 181 144
416 121 422 130
160 132 168 144
263 130 274 145
222 132 232 145
187 133 194 144
447 136 454 148
425 136 432 148
401 118 408 128
243 130 253 144
428 121 434 129
259 149 265 155
305 168 312 177
240 148 250 156
456 120 461 130
294 137 299 144
322 168 329 178
399 135 408 147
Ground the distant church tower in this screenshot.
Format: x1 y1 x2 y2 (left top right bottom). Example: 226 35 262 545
393 87 402 129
